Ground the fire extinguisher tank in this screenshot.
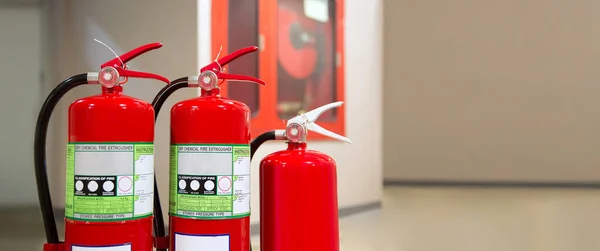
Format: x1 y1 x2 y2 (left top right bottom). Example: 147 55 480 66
35 42 169 251
168 46 264 251
169 90 251 251
66 86 155 250
260 143 340 251
257 101 351 251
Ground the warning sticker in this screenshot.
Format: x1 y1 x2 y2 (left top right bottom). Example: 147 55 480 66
72 244 132 251
65 143 154 221
169 144 251 219
175 233 229 251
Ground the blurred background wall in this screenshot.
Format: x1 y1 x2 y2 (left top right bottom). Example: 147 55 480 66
0 0 42 206
383 0 600 184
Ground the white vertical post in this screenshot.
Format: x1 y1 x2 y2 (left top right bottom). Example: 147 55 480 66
197 0 212 96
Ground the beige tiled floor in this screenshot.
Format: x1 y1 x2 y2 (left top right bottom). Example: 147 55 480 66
5 186 600 250
339 186 600 251
255 186 600 251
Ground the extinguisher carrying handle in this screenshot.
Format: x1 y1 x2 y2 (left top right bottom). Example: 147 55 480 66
285 101 352 143
97 42 170 85
194 46 266 87
101 42 162 68
118 69 170 84
217 72 266 85
201 46 259 72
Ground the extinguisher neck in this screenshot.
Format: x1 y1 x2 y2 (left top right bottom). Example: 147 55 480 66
200 87 221 97
102 85 123 95
287 142 308 150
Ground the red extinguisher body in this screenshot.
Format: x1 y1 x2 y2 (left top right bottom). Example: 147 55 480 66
169 89 251 251
260 142 340 251
65 86 155 251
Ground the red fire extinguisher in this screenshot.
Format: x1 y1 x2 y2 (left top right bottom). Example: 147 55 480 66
34 42 170 251
165 46 265 251
255 101 351 251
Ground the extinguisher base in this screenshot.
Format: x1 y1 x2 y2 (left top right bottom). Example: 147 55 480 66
43 242 65 251
154 236 169 250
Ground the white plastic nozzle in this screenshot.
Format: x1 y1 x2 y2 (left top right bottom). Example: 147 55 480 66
285 101 352 144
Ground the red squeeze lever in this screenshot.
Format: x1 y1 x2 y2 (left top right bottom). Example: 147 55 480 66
200 46 266 86
97 42 170 87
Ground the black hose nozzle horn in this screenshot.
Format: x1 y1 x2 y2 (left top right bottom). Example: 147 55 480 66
151 77 189 251
34 74 89 244
248 130 278 251
250 131 277 159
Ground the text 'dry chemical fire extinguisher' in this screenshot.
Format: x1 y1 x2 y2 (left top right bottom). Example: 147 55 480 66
161 46 265 251
33 41 169 251
257 101 351 251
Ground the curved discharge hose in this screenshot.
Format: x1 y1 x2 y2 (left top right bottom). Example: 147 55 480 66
34 73 89 243
150 77 189 251
248 130 278 251
250 131 277 159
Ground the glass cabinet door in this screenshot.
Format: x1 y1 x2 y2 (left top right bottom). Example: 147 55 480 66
227 0 261 116
276 0 338 121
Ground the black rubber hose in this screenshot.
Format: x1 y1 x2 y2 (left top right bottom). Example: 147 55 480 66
34 73 89 243
250 130 277 159
150 77 189 251
249 130 277 251
152 77 188 119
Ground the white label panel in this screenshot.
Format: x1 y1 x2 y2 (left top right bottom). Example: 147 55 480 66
74 151 133 176
72 244 131 251
178 152 233 175
175 233 229 251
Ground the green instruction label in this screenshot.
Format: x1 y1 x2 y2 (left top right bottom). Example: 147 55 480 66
65 143 154 221
169 144 251 219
